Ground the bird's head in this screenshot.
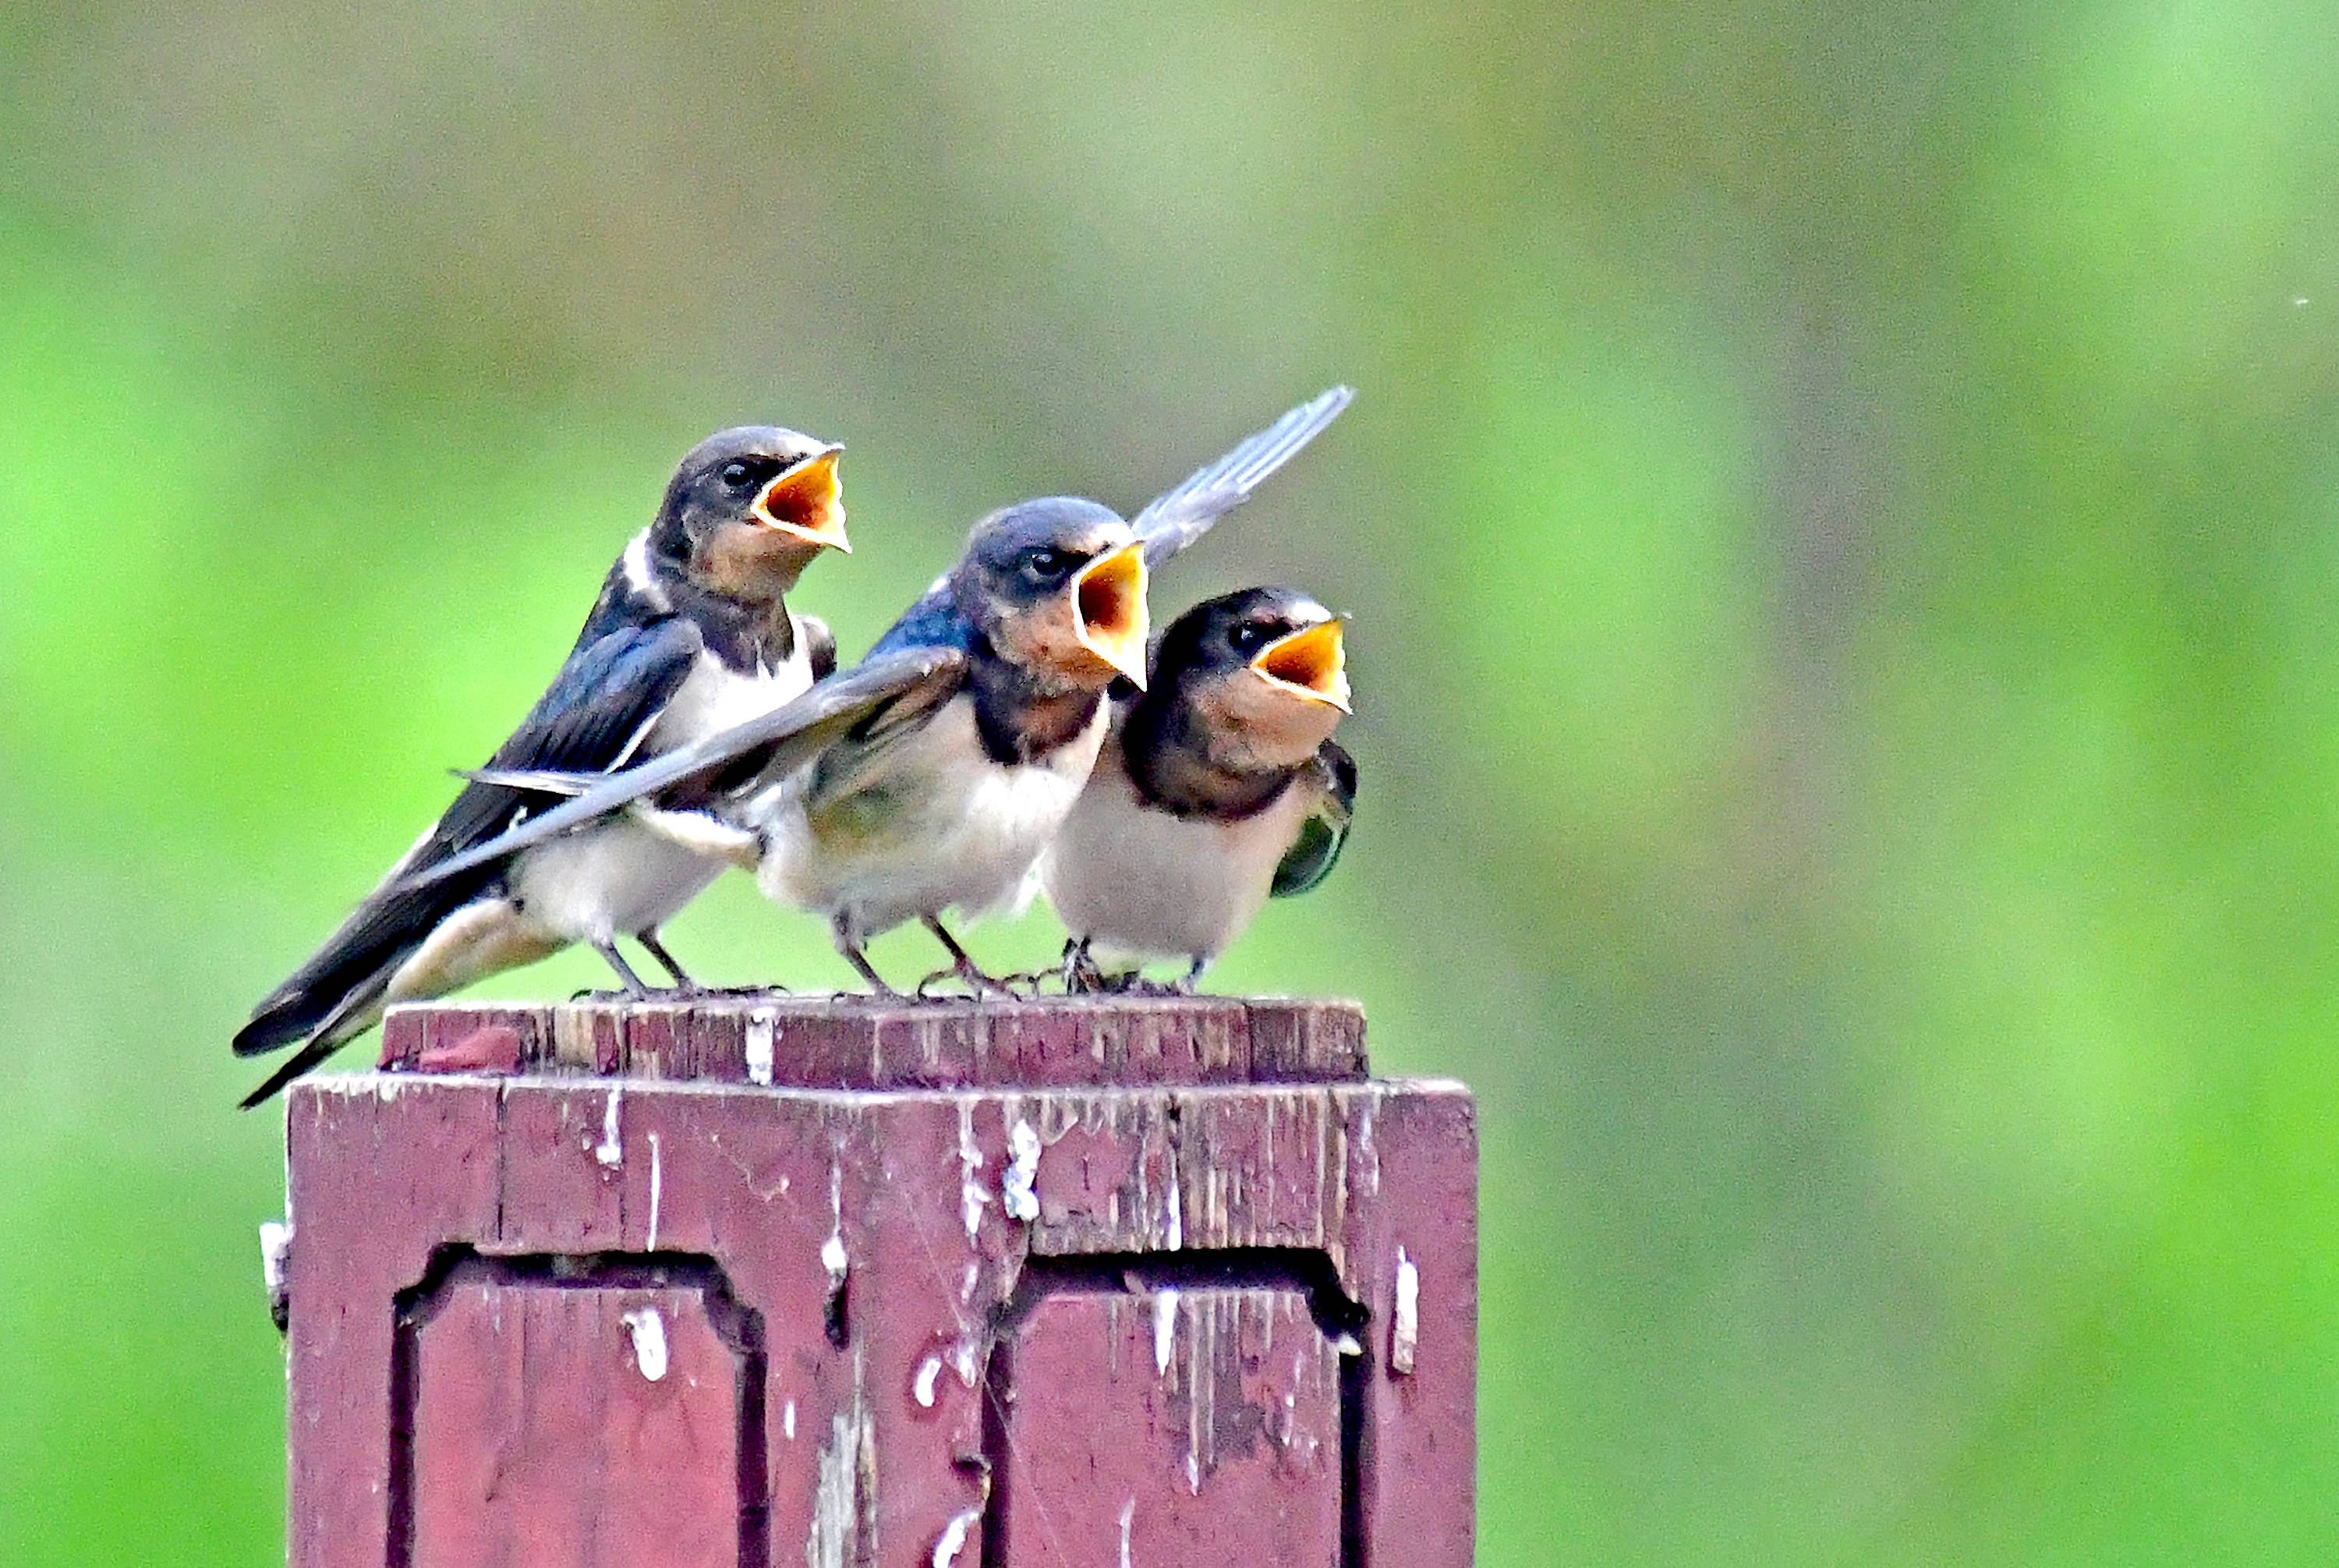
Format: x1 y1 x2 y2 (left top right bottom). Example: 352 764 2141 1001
651 426 850 603
956 497 1151 694
1153 587 1350 771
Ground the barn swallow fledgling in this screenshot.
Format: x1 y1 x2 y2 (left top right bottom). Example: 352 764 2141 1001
1039 587 1355 991
232 427 851 1104
395 388 1354 994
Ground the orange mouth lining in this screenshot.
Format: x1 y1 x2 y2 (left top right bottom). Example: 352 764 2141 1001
1072 544 1150 685
1079 559 1142 641
755 448 850 551
1252 619 1350 708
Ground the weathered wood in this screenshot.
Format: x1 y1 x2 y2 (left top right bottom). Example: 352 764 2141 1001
998 1288 1343 1566
377 993 1368 1089
285 996 1474 1568
408 1265 752 1568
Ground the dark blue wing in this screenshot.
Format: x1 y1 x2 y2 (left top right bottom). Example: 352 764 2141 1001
868 576 975 659
383 646 970 898
234 619 703 1063
1269 739 1356 898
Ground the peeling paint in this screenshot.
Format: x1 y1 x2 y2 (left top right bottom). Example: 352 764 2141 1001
784 1400 797 1441
259 1220 291 1327
929 1506 980 1568
621 1307 667 1382
913 1355 943 1408
593 1085 624 1168
1164 1174 1182 1250
1118 1497 1135 1568
957 1100 990 1240
1153 1289 1179 1377
646 1133 663 1252
746 1007 777 1086
1391 1246 1420 1375
313 1074 402 1098
1001 1118 1042 1223
823 1161 848 1287
808 1354 872 1568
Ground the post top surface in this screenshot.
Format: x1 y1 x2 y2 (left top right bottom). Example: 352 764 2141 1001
379 993 1367 1091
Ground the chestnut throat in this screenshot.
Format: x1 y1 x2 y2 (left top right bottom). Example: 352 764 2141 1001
1119 683 1297 822
964 632 1106 766
578 550 800 674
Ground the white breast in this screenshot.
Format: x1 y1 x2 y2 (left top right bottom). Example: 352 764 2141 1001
752 696 1109 943
508 616 819 943
508 813 724 944
644 628 816 755
1038 737 1318 968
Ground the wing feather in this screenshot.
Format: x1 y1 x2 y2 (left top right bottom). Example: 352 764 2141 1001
384 646 969 897
1135 387 1354 568
1269 738 1357 898
232 620 704 1061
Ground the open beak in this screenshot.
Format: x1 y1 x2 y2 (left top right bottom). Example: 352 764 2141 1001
1251 617 1350 712
750 446 850 553
1070 541 1150 688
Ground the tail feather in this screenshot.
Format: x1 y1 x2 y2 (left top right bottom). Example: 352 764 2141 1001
234 857 499 1064
239 1030 357 1110
238 971 395 1106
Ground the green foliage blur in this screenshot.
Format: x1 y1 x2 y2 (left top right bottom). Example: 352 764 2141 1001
5 1 2337 1561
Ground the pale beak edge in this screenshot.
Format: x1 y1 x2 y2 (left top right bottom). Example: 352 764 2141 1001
1251 618 1350 713
1072 542 1151 688
752 446 851 553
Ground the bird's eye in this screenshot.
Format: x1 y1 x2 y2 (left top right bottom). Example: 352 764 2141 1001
1024 547 1069 579
720 461 756 490
1231 622 1272 654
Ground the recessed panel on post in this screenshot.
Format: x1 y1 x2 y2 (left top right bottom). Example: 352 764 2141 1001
996 1287 1343 1568
281 997 1473 1568
395 1258 764 1568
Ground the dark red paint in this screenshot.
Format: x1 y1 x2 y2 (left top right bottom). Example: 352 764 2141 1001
288 995 1474 1567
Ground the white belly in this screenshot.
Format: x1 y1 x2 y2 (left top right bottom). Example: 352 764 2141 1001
508 815 724 943
508 628 816 943
1039 746 1315 967
752 696 1107 943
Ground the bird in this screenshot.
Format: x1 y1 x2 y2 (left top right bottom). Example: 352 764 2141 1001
396 388 1356 995
232 426 853 1105
1039 586 1356 993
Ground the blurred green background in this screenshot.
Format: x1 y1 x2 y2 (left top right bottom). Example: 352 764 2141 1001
5 0 2337 1561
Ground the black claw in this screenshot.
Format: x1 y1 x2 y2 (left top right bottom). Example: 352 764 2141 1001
636 929 700 993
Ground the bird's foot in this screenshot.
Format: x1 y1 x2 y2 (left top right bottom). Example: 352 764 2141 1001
833 921 902 998
1099 972 1201 998
1061 938 1111 995
913 916 1015 999
592 940 655 999
993 968 1060 997
912 961 1016 1000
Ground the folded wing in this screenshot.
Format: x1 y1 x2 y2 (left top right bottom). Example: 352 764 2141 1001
1270 738 1357 898
384 646 970 897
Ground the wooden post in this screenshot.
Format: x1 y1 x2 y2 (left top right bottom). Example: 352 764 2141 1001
278 995 1476 1567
